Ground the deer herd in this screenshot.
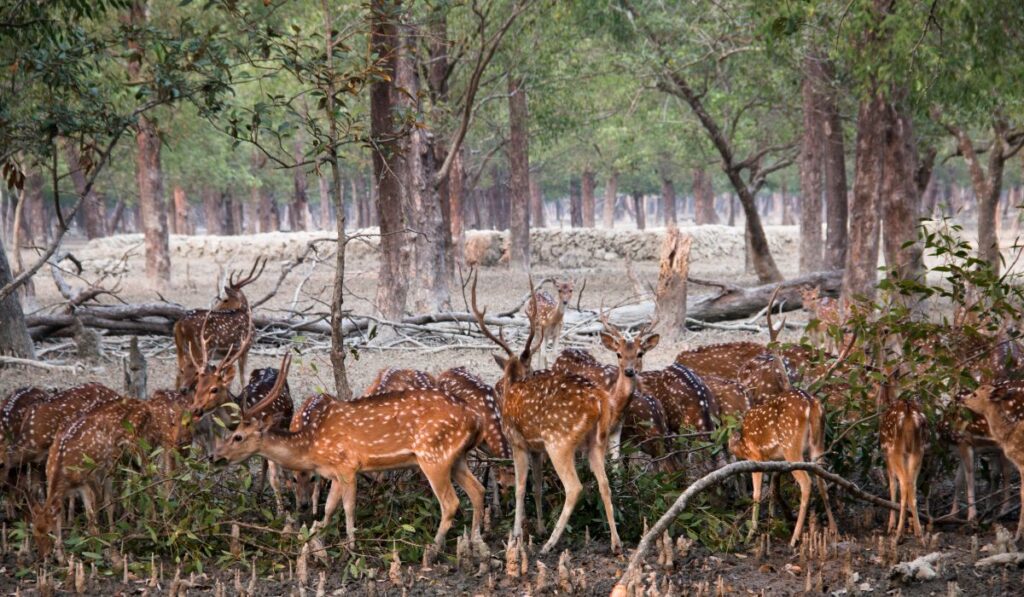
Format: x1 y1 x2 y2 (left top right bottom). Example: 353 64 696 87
4 260 1024 569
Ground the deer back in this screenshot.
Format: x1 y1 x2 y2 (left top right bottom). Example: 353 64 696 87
8 384 123 466
638 364 715 433
551 348 618 389
1 387 55 443
501 370 605 450
880 399 927 461
240 367 294 426
737 352 797 404
621 391 673 464
673 342 767 379
142 390 193 449
525 291 560 328
729 390 818 462
363 368 438 396
290 393 335 433
438 367 510 459
702 375 751 417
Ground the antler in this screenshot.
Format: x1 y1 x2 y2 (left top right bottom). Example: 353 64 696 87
807 331 858 391
519 274 540 363
189 313 213 372
228 257 268 290
245 351 292 419
766 285 786 343
470 269 515 357
597 300 623 341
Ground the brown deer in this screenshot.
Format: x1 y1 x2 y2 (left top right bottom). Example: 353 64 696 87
800 285 844 352
551 348 676 471
185 318 253 419
702 376 751 417
944 405 1015 522
728 389 836 546
437 367 514 485
473 273 643 554
213 354 488 556
959 381 1024 537
878 384 926 541
174 257 265 390
638 363 716 435
362 368 438 395
674 342 767 379
31 398 150 559
525 278 575 368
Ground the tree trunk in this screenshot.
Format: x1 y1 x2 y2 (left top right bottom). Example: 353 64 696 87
581 168 596 227
529 169 545 228
879 98 923 282
822 67 848 271
655 229 691 341
632 191 646 230
569 177 583 227
693 168 718 225
318 175 332 230
507 76 531 270
202 188 222 235
661 176 677 226
107 199 126 234
842 93 885 301
172 186 190 235
799 61 825 273
450 149 466 267
291 138 310 232
0 241 34 358
23 164 45 245
64 142 106 240
603 170 618 228
372 0 408 320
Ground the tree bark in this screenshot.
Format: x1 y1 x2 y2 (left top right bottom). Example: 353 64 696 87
799 59 825 273
318 174 332 231
291 137 310 232
529 169 545 228
632 190 646 230
128 1 170 287
842 93 885 301
603 170 618 229
822 62 848 271
63 142 106 240
172 186 190 235
569 177 583 227
661 175 677 226
655 229 691 340
880 97 923 282
581 168 596 227
507 76 531 271
693 168 717 225
23 164 45 245
201 187 222 235
450 148 466 267
371 0 408 320
0 241 34 358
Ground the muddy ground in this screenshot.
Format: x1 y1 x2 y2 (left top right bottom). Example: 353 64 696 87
3 225 1024 595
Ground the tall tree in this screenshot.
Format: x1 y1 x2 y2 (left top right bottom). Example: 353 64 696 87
569 177 582 227
692 167 717 225
602 171 618 228
507 75 531 270
798 54 825 273
0 240 34 358
581 168 596 227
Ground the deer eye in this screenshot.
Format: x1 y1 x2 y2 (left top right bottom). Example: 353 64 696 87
232 434 243 442
616 352 622 358
638 351 645 358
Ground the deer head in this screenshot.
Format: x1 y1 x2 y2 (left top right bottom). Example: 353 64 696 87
555 279 576 307
215 257 267 311
188 311 253 417
471 269 537 398
30 501 60 559
598 307 659 380
213 353 291 463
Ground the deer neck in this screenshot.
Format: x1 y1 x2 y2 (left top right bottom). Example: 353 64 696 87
258 429 316 472
609 367 637 422
977 402 1019 445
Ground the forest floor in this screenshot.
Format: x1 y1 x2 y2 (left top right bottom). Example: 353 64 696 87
3 225 1024 595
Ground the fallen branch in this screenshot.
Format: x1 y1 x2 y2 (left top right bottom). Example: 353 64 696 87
613 460 897 594
0 356 83 373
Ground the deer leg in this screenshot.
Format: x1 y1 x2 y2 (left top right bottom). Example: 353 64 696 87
311 474 322 517
1016 470 1024 541
886 463 898 533
608 422 623 465
789 470 813 547
963 444 978 521
531 452 546 534
339 476 357 548
748 471 764 540
999 455 1013 518
267 461 285 517
510 446 530 540
907 452 924 539
542 443 583 555
80 485 99 536
809 453 836 534
421 461 460 553
451 457 487 553
586 439 622 554
949 454 965 517
320 477 344 531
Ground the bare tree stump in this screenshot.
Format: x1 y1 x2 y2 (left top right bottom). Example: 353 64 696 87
655 228 692 340
123 336 148 399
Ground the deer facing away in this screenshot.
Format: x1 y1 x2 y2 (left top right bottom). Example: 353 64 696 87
878 385 927 541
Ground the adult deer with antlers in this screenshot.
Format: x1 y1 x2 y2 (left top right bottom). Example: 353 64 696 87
214 353 488 557
174 257 265 391
473 272 645 554
525 278 576 368
878 383 926 541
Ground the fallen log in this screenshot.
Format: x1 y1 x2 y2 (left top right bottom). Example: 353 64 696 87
687 269 842 322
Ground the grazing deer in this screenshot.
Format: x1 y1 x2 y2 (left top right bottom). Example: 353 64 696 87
878 384 926 541
958 381 1024 537
474 273 641 554
638 363 716 435
185 319 254 419
363 368 438 395
728 389 836 546
674 342 767 379
800 285 843 352
214 354 488 556
31 398 150 560
702 375 751 417
174 257 265 390
525 278 575 368
437 367 515 484
551 348 676 471
944 405 1015 522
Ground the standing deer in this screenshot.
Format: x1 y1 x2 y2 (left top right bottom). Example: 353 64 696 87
959 381 1024 538
878 383 926 541
437 367 515 486
800 285 843 352
525 278 575 368
702 376 751 417
944 404 1015 522
31 398 150 559
213 354 488 557
174 257 265 390
473 272 643 554
185 318 253 419
728 389 836 546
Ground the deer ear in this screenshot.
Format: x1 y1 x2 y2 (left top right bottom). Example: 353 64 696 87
493 354 508 370
642 334 661 351
599 332 618 352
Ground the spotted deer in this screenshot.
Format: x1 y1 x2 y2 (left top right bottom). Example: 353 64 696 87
473 273 640 554
944 403 1015 522
31 398 150 560
174 257 265 390
437 367 514 486
525 278 575 368
959 381 1024 538
674 342 767 379
800 285 844 352
551 348 676 471
638 363 716 435
702 376 751 417
878 384 926 541
185 317 253 419
728 389 836 545
363 368 438 395
213 354 488 556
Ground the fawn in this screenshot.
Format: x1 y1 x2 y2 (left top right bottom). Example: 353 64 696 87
214 354 488 556
800 285 844 352
525 278 575 368
959 381 1024 538
31 398 150 559
878 383 926 541
728 389 836 546
174 257 264 391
